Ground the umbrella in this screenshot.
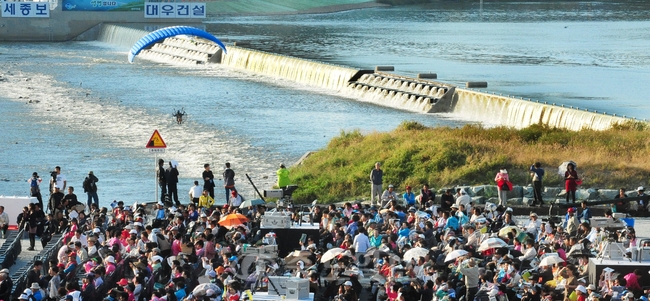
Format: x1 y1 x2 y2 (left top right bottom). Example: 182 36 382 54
219 213 249 227
285 256 313 266
240 199 266 208
478 237 508 251
284 250 312 264
539 255 564 267
193 283 220 295
499 226 521 238
364 247 389 258
403 247 429 262
320 248 345 263
444 250 469 262
558 161 577 176
415 211 430 218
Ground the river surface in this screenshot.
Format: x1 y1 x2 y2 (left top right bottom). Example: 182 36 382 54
0 1 648 205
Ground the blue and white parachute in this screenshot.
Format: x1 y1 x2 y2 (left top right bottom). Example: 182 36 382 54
128 26 227 63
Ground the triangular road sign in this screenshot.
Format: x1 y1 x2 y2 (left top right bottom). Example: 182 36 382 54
146 130 167 148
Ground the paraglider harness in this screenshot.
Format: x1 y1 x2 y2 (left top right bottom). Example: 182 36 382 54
173 108 186 124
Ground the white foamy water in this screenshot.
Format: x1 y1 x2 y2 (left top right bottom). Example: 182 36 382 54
0 41 462 205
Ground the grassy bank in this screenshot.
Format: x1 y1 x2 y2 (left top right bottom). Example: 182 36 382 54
289 121 650 203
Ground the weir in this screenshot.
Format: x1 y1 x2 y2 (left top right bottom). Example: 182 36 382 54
452 89 629 131
91 24 638 131
220 46 358 91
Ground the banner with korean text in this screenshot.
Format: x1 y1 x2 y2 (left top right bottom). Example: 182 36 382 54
144 3 205 18
2 2 50 17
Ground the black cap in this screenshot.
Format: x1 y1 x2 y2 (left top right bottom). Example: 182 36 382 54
32 172 38 176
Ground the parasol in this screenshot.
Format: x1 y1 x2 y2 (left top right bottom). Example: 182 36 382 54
444 249 469 262
403 247 429 262
478 237 508 251
240 199 266 208
320 248 345 263
558 161 577 176
218 213 249 227
538 255 564 267
499 226 521 238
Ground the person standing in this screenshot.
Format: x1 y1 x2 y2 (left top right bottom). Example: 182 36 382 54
188 181 202 206
276 164 290 188
82 171 99 209
51 166 67 193
458 258 479 301
369 162 383 206
203 164 215 199
48 187 65 215
28 172 43 210
0 207 8 239
167 161 180 206
530 162 544 206
495 169 511 206
565 163 579 203
157 159 167 204
223 162 235 204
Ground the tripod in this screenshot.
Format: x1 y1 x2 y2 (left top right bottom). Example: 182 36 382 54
597 239 631 262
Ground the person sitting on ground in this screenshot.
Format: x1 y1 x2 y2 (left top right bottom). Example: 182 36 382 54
382 185 398 207
403 186 416 207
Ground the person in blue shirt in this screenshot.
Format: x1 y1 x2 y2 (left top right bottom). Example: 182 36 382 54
155 202 166 220
578 201 592 224
446 207 460 231
530 162 545 206
397 222 410 238
403 186 416 206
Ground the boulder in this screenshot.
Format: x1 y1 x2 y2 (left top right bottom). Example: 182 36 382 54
598 189 619 200
506 186 524 199
544 187 563 198
458 186 475 197
523 185 534 198
522 197 534 206
506 198 523 206
472 185 486 197
471 196 486 205
486 197 500 206
575 188 598 201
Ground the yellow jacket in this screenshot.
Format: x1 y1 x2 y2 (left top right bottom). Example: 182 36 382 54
199 195 214 208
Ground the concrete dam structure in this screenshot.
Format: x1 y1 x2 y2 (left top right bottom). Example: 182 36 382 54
93 24 632 131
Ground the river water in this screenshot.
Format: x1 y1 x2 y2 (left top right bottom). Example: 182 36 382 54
0 1 648 205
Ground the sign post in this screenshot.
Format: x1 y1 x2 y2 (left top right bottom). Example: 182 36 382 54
146 130 167 204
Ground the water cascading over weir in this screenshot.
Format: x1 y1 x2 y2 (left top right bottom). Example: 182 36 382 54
90 24 636 131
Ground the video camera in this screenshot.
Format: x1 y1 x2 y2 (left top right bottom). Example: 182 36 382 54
263 185 298 208
50 171 57 181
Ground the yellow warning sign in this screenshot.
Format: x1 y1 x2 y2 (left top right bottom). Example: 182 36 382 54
146 130 167 149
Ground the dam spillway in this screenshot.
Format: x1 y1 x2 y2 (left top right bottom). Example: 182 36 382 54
92 24 637 131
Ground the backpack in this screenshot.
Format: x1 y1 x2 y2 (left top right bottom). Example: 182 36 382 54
30 178 39 187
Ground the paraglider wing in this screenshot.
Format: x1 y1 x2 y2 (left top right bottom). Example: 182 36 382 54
128 26 227 63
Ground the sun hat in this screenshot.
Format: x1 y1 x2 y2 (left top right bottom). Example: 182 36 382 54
30 283 40 289
151 255 164 263
105 256 115 263
576 285 586 294
638 186 645 191
586 284 596 290
343 281 353 286
207 269 217 278
388 184 394 188
18 294 29 300
117 278 128 286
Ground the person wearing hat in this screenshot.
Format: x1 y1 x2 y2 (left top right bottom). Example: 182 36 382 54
566 207 580 236
0 269 12 301
463 223 480 248
229 190 242 208
381 184 397 208
403 185 416 206
28 172 44 210
341 280 357 301
82 170 99 210
495 168 511 206
459 258 479 301
524 212 541 236
18 294 30 301
636 186 648 211
30 282 45 301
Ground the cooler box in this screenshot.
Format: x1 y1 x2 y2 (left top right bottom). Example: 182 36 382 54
286 279 310 299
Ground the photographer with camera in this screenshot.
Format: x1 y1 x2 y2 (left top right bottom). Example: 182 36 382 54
49 166 66 193
28 172 43 209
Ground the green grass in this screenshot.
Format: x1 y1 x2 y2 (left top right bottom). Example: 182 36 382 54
289 121 650 203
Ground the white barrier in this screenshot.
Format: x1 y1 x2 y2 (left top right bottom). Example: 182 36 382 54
0 196 39 226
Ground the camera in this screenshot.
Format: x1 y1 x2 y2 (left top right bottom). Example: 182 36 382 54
50 171 57 180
